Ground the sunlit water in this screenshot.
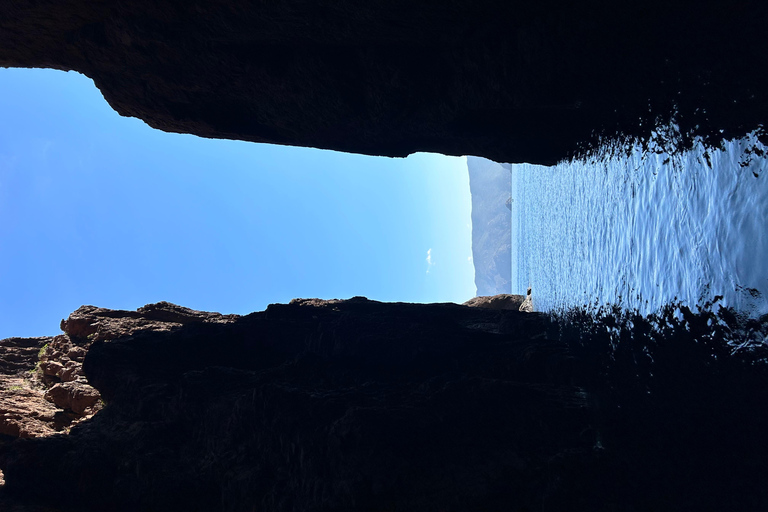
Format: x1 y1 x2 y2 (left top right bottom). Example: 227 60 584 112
514 129 768 320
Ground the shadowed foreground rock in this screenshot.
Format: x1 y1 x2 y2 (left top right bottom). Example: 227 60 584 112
1 298 767 511
2 1 766 164
0 302 236 443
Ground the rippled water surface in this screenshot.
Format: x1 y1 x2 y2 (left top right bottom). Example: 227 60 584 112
514 130 768 318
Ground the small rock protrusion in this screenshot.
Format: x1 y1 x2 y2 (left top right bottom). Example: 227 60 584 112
519 288 534 312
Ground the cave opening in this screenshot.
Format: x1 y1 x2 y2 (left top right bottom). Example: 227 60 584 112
1 4 768 504
0 68 476 340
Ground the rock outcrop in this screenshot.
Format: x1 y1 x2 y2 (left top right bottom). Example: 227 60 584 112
1 299 766 512
0 332 103 442
0 337 64 439
0 302 244 508
463 290 533 312
468 156 512 295
0 303 237 456
2 1 766 164
463 294 525 310
36 335 101 418
519 287 534 312
60 302 239 343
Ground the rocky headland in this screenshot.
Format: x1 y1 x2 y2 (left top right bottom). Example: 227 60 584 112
1 299 766 511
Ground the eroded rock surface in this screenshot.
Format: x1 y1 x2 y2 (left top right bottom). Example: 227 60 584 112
0 298 766 512
1 333 102 440
1 303 237 463
463 294 525 310
2 1 766 163
0 302 243 508
61 302 239 343
0 337 63 439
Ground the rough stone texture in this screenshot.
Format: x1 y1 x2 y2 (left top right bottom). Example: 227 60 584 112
0 337 64 439
0 338 47 376
519 288 534 312
467 156 512 294
0 303 243 509
0 373 63 439
46 301 238 416
1 302 239 445
1 1 766 164
1 299 766 512
463 294 525 310
38 335 86 384
0 333 102 442
30 335 102 422
43 382 101 417
61 302 239 343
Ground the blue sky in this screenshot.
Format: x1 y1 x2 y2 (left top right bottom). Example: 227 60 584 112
0 68 475 338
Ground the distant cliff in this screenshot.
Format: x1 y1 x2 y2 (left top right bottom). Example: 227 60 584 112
468 156 512 296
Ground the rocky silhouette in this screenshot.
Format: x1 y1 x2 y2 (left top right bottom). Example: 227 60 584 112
1 299 766 511
1 2 767 510
1 1 766 164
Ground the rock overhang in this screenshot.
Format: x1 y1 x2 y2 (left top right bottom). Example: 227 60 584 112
2 0 765 164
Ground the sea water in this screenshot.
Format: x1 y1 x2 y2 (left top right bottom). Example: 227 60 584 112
513 129 768 320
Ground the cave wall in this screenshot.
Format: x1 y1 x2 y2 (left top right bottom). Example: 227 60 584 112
2 0 766 164
2 300 766 512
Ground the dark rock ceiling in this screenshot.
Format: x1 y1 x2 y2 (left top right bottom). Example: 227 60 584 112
2 0 766 164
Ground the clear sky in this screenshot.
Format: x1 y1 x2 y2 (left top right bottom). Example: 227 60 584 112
0 68 475 339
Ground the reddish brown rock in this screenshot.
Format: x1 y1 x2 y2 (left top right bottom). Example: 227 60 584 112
0 338 47 375
38 335 88 385
463 294 526 310
0 375 64 439
2 302 236 451
61 302 239 343
44 382 100 417
1 330 106 442
0 337 66 439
